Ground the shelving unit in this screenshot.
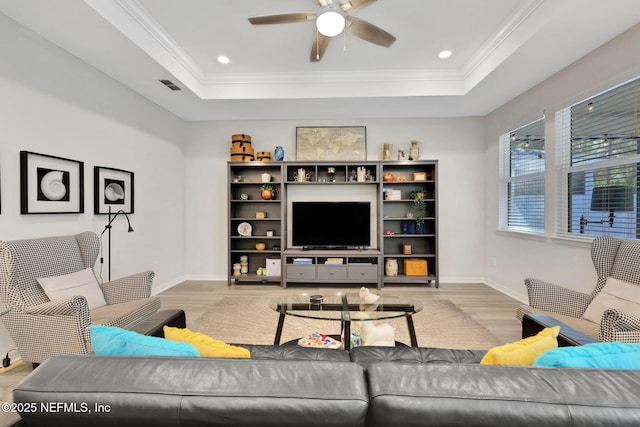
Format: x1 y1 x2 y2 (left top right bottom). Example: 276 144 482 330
380 161 438 287
228 160 438 288
228 162 284 286
284 162 378 184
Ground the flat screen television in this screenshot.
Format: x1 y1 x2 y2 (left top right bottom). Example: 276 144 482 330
291 201 371 249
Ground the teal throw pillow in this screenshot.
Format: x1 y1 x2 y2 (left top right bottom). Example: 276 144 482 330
90 325 199 357
533 342 640 369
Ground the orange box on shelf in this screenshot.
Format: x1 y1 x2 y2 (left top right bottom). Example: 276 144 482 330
404 258 428 276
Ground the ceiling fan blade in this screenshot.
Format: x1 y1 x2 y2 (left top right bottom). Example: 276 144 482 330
248 13 315 25
340 0 377 13
310 33 331 62
316 0 335 6
345 16 396 47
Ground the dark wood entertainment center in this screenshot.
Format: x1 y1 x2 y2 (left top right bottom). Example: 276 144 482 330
228 160 438 288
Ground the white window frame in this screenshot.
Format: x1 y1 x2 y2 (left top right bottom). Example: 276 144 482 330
556 76 640 240
499 118 546 235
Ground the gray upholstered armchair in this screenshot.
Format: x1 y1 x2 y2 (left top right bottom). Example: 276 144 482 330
518 236 640 343
0 231 159 364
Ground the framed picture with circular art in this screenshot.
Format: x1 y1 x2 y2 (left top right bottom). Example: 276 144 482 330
20 151 84 214
94 166 134 214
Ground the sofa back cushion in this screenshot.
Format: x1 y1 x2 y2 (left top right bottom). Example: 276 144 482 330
366 362 640 427
14 355 369 427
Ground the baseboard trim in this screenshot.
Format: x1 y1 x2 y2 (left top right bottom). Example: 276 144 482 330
483 278 528 304
151 275 188 295
439 276 485 284
183 274 227 282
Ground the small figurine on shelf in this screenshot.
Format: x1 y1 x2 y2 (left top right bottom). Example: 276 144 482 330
293 168 311 182
327 167 336 182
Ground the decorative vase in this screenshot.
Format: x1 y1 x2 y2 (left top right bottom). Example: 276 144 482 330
274 146 284 161
383 142 393 160
232 263 241 276
385 258 398 277
409 140 420 160
261 173 271 183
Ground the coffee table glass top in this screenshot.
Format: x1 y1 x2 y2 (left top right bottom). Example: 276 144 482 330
269 293 423 322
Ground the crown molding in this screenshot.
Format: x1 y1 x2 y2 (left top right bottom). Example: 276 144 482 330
85 0 546 100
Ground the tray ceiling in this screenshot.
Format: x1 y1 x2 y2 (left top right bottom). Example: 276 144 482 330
1 0 639 120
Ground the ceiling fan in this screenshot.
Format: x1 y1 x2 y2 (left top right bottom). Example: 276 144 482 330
248 0 396 62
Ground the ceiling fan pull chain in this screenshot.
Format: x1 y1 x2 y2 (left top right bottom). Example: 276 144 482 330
316 31 320 60
343 30 347 52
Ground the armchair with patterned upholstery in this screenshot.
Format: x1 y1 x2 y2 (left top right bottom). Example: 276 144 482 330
517 236 640 343
0 231 159 364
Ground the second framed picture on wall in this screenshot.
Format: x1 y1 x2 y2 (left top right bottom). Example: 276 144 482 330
94 166 134 214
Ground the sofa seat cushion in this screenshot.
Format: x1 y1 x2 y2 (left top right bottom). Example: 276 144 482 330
14 355 369 427
350 346 486 368
518 304 600 339
365 362 640 427
91 296 161 329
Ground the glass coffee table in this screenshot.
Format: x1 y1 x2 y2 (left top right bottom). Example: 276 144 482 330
269 293 423 350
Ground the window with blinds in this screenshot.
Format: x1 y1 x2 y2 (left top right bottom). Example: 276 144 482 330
557 75 640 239
500 118 545 233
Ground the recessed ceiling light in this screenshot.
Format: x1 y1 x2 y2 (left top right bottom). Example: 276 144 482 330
438 50 453 59
217 55 230 64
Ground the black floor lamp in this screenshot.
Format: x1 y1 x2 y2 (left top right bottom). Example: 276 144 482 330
100 207 134 282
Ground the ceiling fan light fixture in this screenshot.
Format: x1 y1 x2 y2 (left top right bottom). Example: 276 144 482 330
316 11 345 37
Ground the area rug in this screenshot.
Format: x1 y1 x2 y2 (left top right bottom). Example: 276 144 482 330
192 296 502 350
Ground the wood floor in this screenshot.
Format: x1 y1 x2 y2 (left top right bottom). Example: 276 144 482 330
0 281 524 427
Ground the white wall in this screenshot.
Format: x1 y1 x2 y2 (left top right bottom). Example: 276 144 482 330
183 117 487 283
0 14 185 354
484 23 640 302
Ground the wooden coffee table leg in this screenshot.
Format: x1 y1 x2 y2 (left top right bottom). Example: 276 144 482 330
274 312 285 345
406 315 418 347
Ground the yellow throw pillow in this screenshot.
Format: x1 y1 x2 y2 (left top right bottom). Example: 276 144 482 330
480 326 560 366
163 326 250 359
